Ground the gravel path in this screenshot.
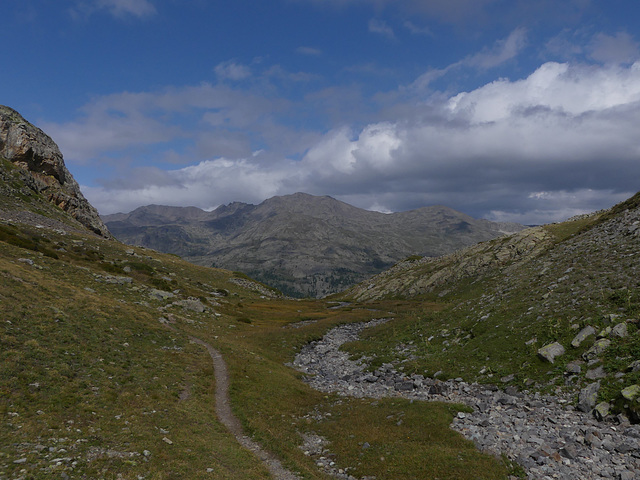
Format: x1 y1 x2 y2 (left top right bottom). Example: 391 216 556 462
184 331 301 480
292 319 640 480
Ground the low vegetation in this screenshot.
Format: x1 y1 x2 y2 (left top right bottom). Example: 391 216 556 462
0 215 512 478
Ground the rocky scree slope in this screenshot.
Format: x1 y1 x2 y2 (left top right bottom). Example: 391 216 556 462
294 319 640 480
341 193 640 424
103 194 524 298
0 105 110 237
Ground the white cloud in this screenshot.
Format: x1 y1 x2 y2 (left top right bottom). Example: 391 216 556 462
464 27 528 69
56 56 640 224
214 61 252 81
403 21 433 36
368 19 395 39
409 29 528 92
296 46 323 55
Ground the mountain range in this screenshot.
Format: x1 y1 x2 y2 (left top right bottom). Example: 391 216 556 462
103 196 524 297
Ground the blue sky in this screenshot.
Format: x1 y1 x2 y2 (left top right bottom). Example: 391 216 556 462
3 0 640 224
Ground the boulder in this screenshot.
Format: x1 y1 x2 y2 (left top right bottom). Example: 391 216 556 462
148 289 175 301
173 298 206 313
621 385 640 402
583 338 611 361
586 366 607 380
537 342 565 363
571 326 596 347
577 382 600 413
594 402 611 421
611 322 628 338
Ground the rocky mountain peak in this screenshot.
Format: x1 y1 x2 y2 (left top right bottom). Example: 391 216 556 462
0 105 110 237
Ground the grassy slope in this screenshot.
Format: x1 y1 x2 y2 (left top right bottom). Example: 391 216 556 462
340 201 640 411
0 166 511 478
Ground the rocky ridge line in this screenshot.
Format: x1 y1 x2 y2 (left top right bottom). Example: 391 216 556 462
0 105 110 237
293 320 640 480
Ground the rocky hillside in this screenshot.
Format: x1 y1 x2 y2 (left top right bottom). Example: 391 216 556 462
341 192 640 424
0 105 110 237
104 194 524 298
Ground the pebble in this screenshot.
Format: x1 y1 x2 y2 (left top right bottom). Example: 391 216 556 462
293 319 640 480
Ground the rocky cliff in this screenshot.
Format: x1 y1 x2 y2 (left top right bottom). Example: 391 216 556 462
0 105 110 237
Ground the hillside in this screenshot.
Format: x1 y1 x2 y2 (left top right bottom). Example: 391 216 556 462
103 195 524 298
0 107 516 480
341 194 640 422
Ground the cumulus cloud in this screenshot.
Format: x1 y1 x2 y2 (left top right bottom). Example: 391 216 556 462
54 54 640 224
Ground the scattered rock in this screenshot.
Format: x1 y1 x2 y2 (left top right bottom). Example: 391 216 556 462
148 289 175 301
294 321 640 480
586 366 607 380
577 382 600 413
611 322 628 338
621 385 640 402
537 342 565 363
566 362 582 374
583 338 611 361
172 298 206 313
571 326 596 347
594 402 611 421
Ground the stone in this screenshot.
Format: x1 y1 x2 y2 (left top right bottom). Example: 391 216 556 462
565 362 582 374
586 366 607 380
627 360 640 372
611 322 628 338
173 298 206 313
537 342 565 363
594 402 611 421
148 289 175 301
395 381 414 391
293 318 640 480
571 326 596 347
582 338 611 361
577 382 600 412
621 384 640 401
559 444 578 460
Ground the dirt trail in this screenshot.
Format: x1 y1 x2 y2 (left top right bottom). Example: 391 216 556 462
187 335 301 480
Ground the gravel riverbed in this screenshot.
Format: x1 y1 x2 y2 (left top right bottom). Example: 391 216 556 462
292 319 640 480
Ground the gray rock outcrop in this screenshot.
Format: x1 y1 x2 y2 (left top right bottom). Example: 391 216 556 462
0 105 110 237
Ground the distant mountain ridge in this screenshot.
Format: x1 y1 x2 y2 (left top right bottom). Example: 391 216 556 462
103 193 525 297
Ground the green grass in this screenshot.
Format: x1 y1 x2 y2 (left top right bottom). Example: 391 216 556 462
0 221 513 479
